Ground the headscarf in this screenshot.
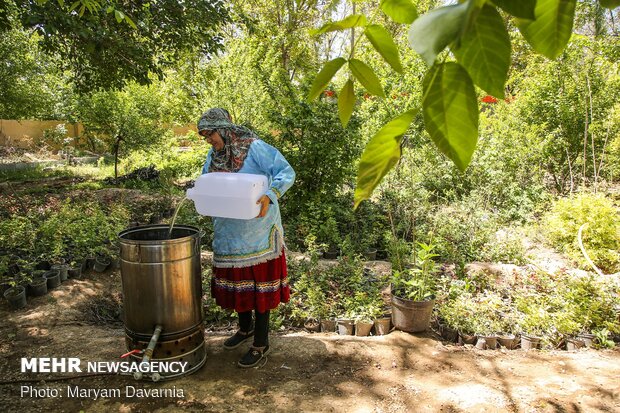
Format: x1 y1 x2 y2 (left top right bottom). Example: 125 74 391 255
197 108 257 173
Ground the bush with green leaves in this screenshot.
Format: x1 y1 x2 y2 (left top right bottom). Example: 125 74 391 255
425 200 500 272
0 215 37 256
119 131 209 181
543 193 620 273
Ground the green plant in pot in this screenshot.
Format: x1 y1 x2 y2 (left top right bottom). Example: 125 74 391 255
391 242 438 333
515 299 552 350
318 214 341 259
438 292 478 343
347 291 383 336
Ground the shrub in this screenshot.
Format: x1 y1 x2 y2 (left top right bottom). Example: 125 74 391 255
543 193 620 273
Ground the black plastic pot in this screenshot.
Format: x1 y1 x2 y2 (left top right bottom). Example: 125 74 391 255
68 266 82 279
373 317 392 336
323 250 339 260
93 256 111 272
51 264 69 282
577 333 595 347
4 286 27 310
376 249 388 260
566 337 586 351
363 249 377 261
27 276 48 297
35 261 51 271
44 269 61 289
475 334 498 350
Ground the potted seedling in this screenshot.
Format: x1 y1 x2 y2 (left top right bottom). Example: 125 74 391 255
516 307 549 350
93 248 111 273
67 258 83 279
44 269 61 289
27 270 48 297
4 284 27 310
3 275 27 310
350 292 382 337
551 308 583 350
390 243 438 333
319 216 341 259
50 261 70 282
438 293 478 345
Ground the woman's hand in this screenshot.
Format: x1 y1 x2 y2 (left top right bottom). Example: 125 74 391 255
256 195 270 218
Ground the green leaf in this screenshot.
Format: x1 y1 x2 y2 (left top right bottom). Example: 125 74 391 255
422 62 479 171
307 57 347 101
114 9 124 23
58 0 65 8
69 1 80 12
492 0 537 19
311 14 367 35
354 108 419 208
408 2 469 66
599 0 620 9
380 0 419 24
124 15 137 29
517 0 577 59
364 25 403 74
106 5 114 13
338 80 356 127
452 4 511 98
349 59 385 98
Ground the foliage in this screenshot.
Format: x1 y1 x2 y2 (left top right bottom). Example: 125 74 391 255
543 193 620 273
5 0 228 92
288 241 386 323
0 199 129 263
306 0 618 207
119 131 209 181
76 86 169 178
391 242 438 301
437 292 479 335
0 5 72 119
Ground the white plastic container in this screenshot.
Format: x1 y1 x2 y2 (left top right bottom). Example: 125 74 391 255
186 172 268 219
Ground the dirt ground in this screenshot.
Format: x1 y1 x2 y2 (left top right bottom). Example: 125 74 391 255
1 266 619 413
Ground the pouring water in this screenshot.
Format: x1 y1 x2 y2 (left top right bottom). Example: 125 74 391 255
167 197 187 239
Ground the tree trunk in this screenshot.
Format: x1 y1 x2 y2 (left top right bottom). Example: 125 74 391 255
113 135 123 181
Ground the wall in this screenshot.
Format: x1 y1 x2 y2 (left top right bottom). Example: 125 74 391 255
0 120 196 149
0 119 83 149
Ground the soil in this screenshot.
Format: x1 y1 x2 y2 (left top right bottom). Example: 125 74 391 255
1 265 619 413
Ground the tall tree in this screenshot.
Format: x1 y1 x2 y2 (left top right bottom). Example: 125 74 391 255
3 0 229 92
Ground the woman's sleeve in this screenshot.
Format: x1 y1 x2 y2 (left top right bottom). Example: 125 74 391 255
201 150 213 175
252 140 295 204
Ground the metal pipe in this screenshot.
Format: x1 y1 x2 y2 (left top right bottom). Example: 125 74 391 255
133 325 162 380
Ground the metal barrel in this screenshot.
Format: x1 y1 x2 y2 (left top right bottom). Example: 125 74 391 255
118 224 206 380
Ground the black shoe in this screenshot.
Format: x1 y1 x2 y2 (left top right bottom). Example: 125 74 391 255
223 330 254 350
238 346 271 368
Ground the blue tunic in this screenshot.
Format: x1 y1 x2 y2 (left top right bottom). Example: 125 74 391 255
201 139 295 268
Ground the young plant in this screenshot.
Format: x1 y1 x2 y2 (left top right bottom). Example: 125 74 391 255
391 243 438 301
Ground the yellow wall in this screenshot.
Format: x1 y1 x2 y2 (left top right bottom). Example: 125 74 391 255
0 119 196 149
0 119 83 149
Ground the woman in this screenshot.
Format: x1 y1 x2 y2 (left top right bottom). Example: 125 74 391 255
197 108 295 368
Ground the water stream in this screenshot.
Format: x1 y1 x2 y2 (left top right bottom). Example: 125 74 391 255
167 197 187 239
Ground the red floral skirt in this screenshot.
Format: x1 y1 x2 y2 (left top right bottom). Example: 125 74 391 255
211 250 290 313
